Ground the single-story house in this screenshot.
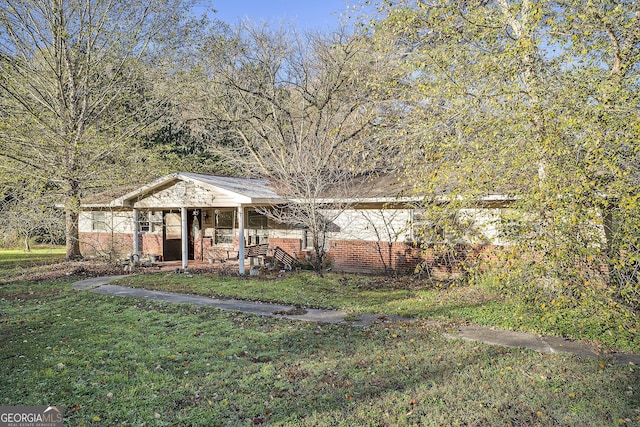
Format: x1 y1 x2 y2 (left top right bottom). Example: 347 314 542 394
79 172 513 275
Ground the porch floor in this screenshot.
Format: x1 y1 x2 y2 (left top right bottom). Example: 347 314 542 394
140 259 245 274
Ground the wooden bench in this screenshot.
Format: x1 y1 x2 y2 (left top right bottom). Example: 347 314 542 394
272 246 297 269
246 244 269 258
227 244 269 262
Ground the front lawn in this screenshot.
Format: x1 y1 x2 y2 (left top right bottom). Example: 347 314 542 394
115 272 640 353
1 277 638 426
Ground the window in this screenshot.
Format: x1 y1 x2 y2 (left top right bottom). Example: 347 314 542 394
247 210 268 229
215 209 234 228
92 211 106 231
214 209 235 245
138 211 150 233
247 210 269 245
302 230 313 250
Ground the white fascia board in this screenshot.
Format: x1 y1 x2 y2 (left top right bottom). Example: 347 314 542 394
81 203 119 209
248 198 289 205
288 194 516 205
289 197 423 204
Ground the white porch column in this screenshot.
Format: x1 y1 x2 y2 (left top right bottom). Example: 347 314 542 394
181 207 188 271
238 206 245 275
132 208 139 259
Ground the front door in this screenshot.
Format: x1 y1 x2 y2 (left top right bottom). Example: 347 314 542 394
163 210 200 261
163 211 182 261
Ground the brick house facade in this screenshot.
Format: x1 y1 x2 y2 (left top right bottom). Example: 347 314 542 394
79 172 511 275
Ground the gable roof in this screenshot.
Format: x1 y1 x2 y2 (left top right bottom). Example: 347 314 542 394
81 172 516 209
178 173 281 201
82 172 284 208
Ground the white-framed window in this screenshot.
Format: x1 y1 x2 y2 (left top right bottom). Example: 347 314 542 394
138 211 151 233
247 210 269 245
214 209 235 245
301 229 313 250
91 211 107 231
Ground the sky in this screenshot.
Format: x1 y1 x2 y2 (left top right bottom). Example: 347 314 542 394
201 0 354 31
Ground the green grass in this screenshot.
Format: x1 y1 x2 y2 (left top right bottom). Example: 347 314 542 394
115 272 640 353
1 278 639 426
0 245 65 270
0 251 638 425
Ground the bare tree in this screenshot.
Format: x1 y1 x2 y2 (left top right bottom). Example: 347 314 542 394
203 24 384 275
0 180 64 251
0 0 198 260
357 208 409 276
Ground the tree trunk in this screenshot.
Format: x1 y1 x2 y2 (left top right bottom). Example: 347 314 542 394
313 238 324 278
64 185 83 261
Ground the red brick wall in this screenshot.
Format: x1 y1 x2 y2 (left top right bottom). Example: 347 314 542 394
141 234 163 256
328 239 496 276
80 232 162 259
268 238 302 259
195 236 220 261
80 232 132 259
80 231 495 276
233 236 244 251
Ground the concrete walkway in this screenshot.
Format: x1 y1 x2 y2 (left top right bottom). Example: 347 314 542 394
72 276 382 327
72 276 640 364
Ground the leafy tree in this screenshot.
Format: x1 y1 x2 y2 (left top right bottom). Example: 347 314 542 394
202 24 384 275
366 0 639 309
140 121 235 175
0 0 199 260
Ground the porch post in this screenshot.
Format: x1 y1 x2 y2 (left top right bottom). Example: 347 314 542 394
181 207 188 271
132 208 139 259
238 206 245 275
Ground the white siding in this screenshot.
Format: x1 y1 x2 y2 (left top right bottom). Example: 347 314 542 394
261 207 506 244
325 208 412 242
79 211 134 234
459 208 504 244
317 207 508 245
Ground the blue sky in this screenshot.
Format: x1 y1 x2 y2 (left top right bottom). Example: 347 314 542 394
202 0 353 30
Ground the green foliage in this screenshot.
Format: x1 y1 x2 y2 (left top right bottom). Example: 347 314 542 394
366 0 640 314
0 0 203 259
475 268 639 351
139 122 235 175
